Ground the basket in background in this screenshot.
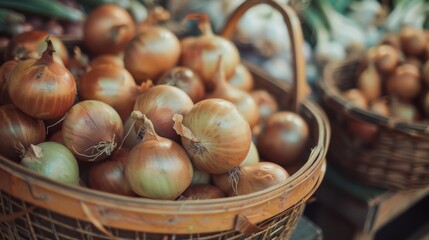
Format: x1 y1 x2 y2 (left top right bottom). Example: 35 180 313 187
0 0 330 239
318 56 429 190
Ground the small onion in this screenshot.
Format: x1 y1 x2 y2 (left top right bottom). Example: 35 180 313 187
342 88 368 109
257 111 309 167
78 64 143 121
83 4 135 55
0 104 46 161
173 98 252 174
180 13 240 88
213 162 289 196
124 25 181 83
180 184 225 200
346 118 378 145
88 148 135 196
227 63 254 92
62 100 124 162
21 142 79 185
357 61 382 102
367 44 399 74
157 67 205 103
8 39 77 120
386 63 421 102
399 26 427 57
205 56 260 128
133 85 193 142
125 112 193 200
369 98 390 116
0 60 18 105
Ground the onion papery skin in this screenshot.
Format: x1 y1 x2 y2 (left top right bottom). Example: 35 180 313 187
133 85 193 142
21 142 79 185
0 60 18 105
257 111 309 167
78 64 139 121
180 35 240 88
89 148 135 196
83 4 135 55
5 30 69 64
125 132 193 200
180 184 225 200
213 162 289 197
62 100 123 162
124 26 181 83
157 66 205 103
0 104 46 161
174 98 252 174
8 44 77 120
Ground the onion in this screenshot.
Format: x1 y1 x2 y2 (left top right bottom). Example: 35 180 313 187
133 85 193 142
367 44 400 74
241 141 259 166
89 54 124 69
0 60 18 105
124 25 181 83
250 89 278 122
342 88 368 109
48 130 64 145
390 97 420 122
173 98 252 174
357 61 382 102
179 184 225 200
399 26 427 57
257 112 309 167
205 56 260 128
62 100 124 162
346 118 378 145
5 30 69 64
0 104 46 161
21 142 79 185
369 98 390 116
8 39 77 120
78 64 144 121
191 168 210 185
65 47 89 82
157 66 205 103
121 116 141 150
89 148 135 196
83 4 135 55
386 63 421 102
180 13 240 89
227 63 254 92
213 162 289 196
125 112 193 200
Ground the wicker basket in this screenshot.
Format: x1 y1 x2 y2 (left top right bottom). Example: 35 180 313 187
318 56 429 190
0 1 330 239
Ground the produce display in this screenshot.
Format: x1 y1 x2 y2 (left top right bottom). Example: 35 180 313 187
0 3 313 202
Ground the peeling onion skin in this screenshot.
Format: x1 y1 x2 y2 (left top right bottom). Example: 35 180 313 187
173 98 252 174
0 104 46 161
62 100 123 162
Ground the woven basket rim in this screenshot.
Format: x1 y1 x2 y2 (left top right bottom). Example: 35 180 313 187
318 57 429 138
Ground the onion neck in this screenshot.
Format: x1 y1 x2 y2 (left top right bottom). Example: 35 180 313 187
130 111 160 141
184 13 214 36
36 39 55 66
110 24 128 43
26 144 43 160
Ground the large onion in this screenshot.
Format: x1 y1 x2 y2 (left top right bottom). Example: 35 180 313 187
125 112 193 200
0 60 18 105
8 39 76 120
173 98 252 174
62 100 123 162
0 104 46 161
21 142 79 185
133 85 193 142
180 13 240 88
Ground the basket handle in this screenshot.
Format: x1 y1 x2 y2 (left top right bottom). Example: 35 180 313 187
221 0 309 112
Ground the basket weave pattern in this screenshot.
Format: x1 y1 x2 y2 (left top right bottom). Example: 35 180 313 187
319 58 429 189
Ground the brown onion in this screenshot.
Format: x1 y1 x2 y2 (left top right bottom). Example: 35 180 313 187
89 54 124 69
191 168 210 185
83 4 135 55
399 26 427 57
21 142 79 185
369 98 390 116
180 184 225 200
213 162 289 196
380 33 401 49
65 47 89 82
257 111 309 167
250 89 279 121
173 99 252 174
228 63 254 92
124 25 180 83
241 141 259 166
5 30 69 64
342 88 368 109
0 104 46 161
125 112 193 200
0 60 18 105
205 56 260 128
78 64 144 121
180 13 240 89
386 63 421 102
368 44 400 74
346 118 378 145
89 148 135 196
48 130 64 145
133 85 193 142
8 39 77 120
62 100 124 162
157 67 205 103
357 62 382 102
